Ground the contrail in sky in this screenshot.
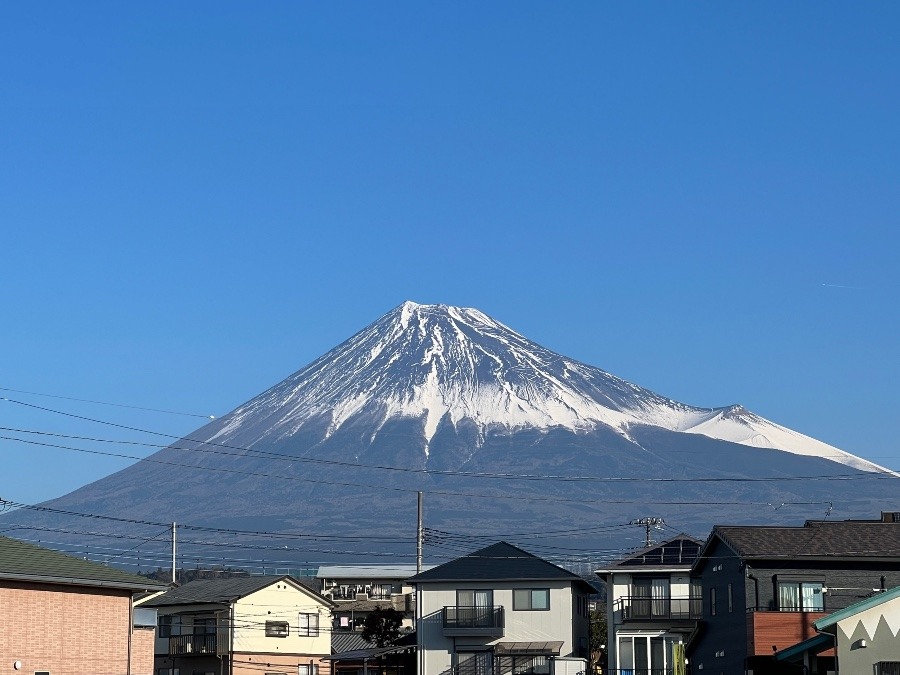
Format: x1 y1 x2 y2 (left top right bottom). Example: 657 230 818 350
821 283 864 290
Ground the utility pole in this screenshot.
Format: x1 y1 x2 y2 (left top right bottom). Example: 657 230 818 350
416 492 423 574
171 522 177 584
630 517 665 547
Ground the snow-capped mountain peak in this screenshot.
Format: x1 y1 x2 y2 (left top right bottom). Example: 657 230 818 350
209 301 890 474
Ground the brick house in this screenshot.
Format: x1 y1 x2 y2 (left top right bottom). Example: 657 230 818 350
689 512 900 675
0 534 168 675
140 574 334 675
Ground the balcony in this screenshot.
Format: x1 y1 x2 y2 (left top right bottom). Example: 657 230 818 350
616 596 702 621
442 606 505 637
168 634 219 656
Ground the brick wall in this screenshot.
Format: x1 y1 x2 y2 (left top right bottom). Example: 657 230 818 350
0 580 147 675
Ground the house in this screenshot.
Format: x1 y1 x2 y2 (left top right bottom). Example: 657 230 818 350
408 541 593 675
689 511 900 675
317 564 434 632
775 584 900 673
140 574 334 675
0 533 168 675
594 534 702 675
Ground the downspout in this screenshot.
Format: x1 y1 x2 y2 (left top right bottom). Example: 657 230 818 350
127 597 133 675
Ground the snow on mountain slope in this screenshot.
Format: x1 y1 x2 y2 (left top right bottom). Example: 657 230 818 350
207 301 889 474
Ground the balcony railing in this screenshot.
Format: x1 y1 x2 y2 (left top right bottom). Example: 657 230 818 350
616 596 702 621
442 606 504 636
169 634 219 656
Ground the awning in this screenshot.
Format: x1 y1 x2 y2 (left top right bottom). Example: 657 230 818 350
323 645 414 662
773 633 834 663
493 642 564 656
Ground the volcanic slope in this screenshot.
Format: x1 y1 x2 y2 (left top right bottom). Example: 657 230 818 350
7 301 897 563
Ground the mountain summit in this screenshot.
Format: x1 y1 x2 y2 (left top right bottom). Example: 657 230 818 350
211 301 886 474
6 301 896 565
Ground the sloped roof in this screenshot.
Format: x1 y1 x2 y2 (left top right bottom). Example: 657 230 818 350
143 574 331 607
317 564 433 579
0 535 168 592
409 542 585 585
332 631 373 653
596 535 702 574
711 521 900 561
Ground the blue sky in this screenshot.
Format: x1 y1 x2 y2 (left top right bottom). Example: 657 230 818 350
1 2 898 505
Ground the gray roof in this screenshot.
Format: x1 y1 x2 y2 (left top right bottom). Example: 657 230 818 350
143 574 331 607
596 535 703 574
0 535 168 592
317 564 433 579
708 521 900 562
332 631 374 653
409 542 587 586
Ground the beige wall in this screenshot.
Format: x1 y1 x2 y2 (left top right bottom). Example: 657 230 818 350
0 580 151 675
232 579 331 656
232 651 332 675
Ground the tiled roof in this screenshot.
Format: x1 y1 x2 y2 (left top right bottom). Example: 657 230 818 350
143 574 330 607
712 521 900 560
0 535 168 591
409 542 583 583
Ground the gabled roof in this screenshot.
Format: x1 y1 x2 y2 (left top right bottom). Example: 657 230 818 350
408 542 587 587
0 535 168 592
813 585 900 632
595 535 703 575
143 574 331 607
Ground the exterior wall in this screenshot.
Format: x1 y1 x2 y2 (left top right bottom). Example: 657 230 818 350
417 581 581 675
0 580 142 675
603 570 696 673
233 580 331 656
132 626 157 675
232 651 333 675
835 597 900 674
691 537 900 674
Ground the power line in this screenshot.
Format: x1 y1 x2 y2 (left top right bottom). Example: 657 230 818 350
0 386 216 419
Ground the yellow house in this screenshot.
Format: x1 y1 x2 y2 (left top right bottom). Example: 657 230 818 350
141 574 334 675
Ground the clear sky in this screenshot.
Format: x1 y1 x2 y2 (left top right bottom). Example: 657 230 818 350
1 2 898 506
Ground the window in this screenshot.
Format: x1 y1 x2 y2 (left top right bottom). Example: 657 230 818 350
265 620 290 637
369 583 393 600
709 587 716 616
875 663 900 675
156 670 179 675
777 581 824 611
632 577 670 618
616 635 681 673
159 615 181 638
298 612 319 637
297 666 319 675
193 617 216 635
727 584 733 613
513 589 550 611
458 589 493 607
455 651 493 675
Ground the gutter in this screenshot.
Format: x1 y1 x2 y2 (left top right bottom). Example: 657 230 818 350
0 571 167 592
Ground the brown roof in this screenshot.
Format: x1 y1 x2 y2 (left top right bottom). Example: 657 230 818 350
712 521 900 561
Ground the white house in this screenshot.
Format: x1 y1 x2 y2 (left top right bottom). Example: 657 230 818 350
140 574 334 675
594 535 702 675
409 541 592 675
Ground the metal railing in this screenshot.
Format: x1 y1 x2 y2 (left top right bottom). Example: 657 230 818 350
617 596 702 621
443 606 505 630
168 634 218 656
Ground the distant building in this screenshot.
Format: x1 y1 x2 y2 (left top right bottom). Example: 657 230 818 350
317 564 433 632
0 534 167 675
409 541 592 675
140 574 333 675
594 534 702 675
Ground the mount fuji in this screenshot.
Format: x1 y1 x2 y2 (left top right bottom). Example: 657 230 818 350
6 302 897 567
